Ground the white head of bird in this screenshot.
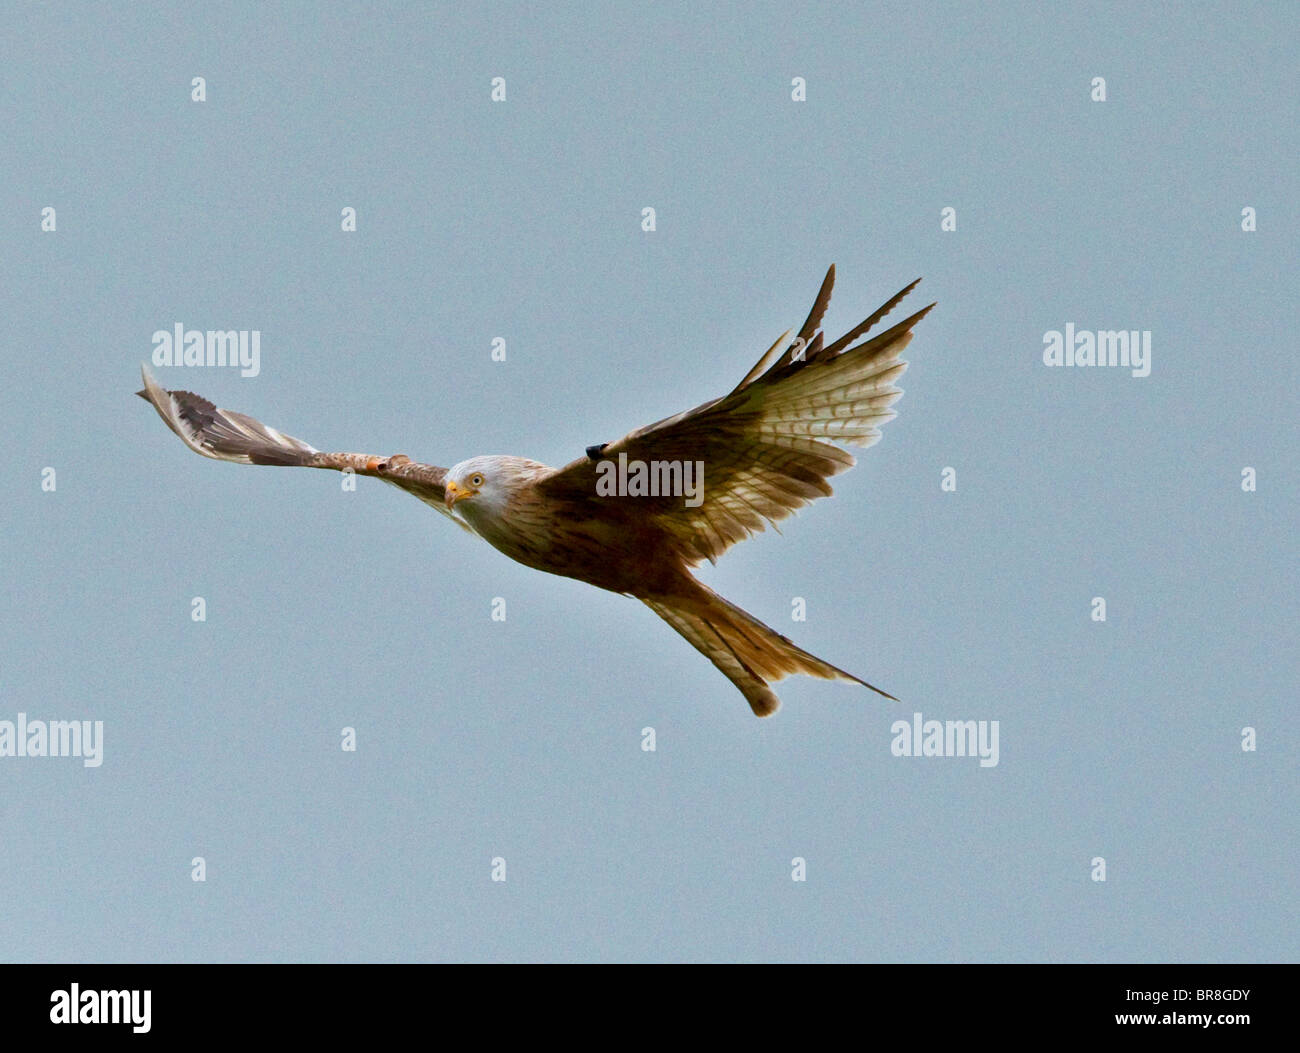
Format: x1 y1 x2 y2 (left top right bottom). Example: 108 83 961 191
444 455 547 523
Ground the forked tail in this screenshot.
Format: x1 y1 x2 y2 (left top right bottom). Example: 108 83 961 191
642 583 896 717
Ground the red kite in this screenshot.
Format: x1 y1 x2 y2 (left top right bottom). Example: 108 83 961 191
139 266 933 715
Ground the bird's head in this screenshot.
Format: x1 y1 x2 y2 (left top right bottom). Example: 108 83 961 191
444 455 546 522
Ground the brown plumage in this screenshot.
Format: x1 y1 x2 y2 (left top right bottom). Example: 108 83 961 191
138 266 934 716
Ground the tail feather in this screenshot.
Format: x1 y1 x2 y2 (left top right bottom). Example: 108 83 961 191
643 584 896 717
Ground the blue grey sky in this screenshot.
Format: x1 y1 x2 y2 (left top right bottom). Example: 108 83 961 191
2 1 1296 962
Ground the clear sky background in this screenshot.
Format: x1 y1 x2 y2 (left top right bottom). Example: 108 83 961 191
2 1 1295 962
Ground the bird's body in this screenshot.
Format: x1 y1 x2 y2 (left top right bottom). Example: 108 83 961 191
138 267 934 716
450 457 693 597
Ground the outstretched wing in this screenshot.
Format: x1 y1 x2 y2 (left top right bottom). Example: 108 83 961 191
136 366 465 527
536 266 934 565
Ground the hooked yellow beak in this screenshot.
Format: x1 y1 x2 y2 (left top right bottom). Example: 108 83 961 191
445 479 477 510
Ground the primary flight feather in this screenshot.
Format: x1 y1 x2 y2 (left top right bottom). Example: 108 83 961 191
138 266 934 716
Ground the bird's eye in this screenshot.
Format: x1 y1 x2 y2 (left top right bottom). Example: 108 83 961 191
470 474 484 488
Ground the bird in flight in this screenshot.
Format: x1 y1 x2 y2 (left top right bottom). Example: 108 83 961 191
138 266 933 716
